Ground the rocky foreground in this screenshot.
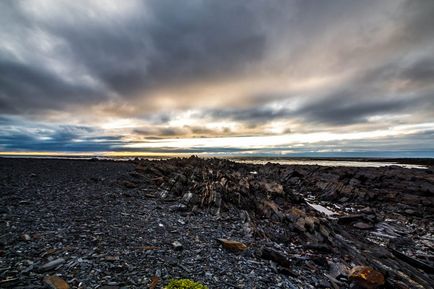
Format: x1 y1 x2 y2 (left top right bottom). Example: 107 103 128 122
0 157 433 289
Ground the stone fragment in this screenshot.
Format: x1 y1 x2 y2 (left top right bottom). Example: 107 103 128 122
0 277 18 287
338 214 366 225
39 258 65 272
172 241 183 251
182 192 193 204
168 204 188 212
304 216 318 231
149 276 159 289
129 172 145 179
158 190 168 199
135 164 145 172
21 234 31 241
319 225 331 238
104 256 119 261
287 207 306 222
308 202 336 216
304 243 331 253
329 262 349 278
349 266 385 289
122 181 137 188
217 238 247 252
262 181 284 194
353 222 373 230
294 218 306 232
177 219 186 225
43 275 70 289
259 247 291 268
260 200 283 220
404 209 416 215
359 207 373 213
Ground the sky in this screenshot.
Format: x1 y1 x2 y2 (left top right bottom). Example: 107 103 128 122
1 0 434 157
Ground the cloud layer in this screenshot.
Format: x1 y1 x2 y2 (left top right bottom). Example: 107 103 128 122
1 0 433 156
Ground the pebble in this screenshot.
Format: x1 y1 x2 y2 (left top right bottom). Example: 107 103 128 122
353 222 374 230
43 275 70 289
39 258 66 272
172 241 183 251
21 234 31 241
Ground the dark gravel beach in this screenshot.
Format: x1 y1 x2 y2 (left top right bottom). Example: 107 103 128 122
1 157 433 289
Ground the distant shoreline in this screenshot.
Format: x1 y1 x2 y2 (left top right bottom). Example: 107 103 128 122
228 156 434 166
1 154 433 168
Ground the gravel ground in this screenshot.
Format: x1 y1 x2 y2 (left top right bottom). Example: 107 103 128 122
0 158 302 288
0 157 433 289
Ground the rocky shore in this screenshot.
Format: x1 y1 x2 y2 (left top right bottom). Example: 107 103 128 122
0 157 433 289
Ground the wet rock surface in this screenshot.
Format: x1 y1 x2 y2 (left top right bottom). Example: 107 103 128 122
0 157 433 288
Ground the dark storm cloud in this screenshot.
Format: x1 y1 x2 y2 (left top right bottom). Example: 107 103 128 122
1 0 433 116
0 60 102 114
293 92 432 125
0 119 123 151
399 58 434 84
360 56 434 88
400 0 434 43
309 129 434 153
140 1 267 85
293 56 434 125
0 128 124 152
203 86 432 126
0 0 270 114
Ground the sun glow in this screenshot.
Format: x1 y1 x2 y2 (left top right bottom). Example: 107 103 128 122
125 123 434 150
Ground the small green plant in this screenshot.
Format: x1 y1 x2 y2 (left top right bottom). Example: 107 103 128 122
165 278 208 289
